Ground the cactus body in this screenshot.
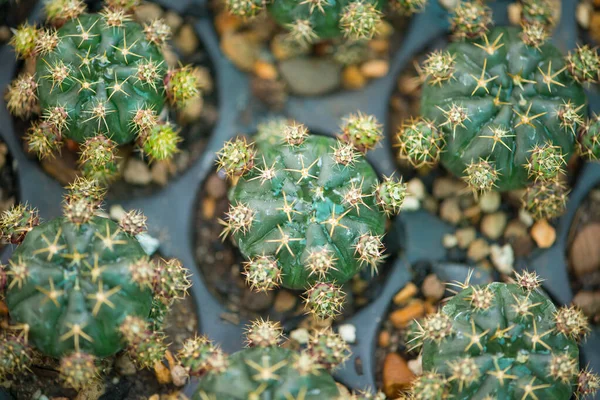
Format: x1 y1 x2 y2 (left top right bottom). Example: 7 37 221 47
6 215 152 357
36 14 166 144
195 346 340 399
419 280 587 399
420 27 587 191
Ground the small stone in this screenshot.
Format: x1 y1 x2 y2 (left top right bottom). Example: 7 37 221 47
443 234 458 248
433 177 465 199
422 274 445 302
390 300 425 328
74 380 105 400
134 3 163 23
109 204 127 221
504 220 528 239
214 12 243 35
573 291 600 319
123 159 152 185
455 227 476 249
338 324 356 344
422 196 438 214
254 60 278 80
519 208 534 227
570 224 600 277
393 282 418 305
115 353 137 376
163 47 178 68
241 289 274 312
379 330 390 347
251 77 287 110
481 212 507 240
0 26 11 42
279 58 342 96
360 59 389 79
407 355 422 376
592 13 600 44
401 195 420 211
440 197 462 225
531 219 556 248
164 11 183 31
463 205 481 222
179 96 204 125
490 244 514 275
438 0 459 9
342 65 367 90
479 191 501 213
175 24 199 56
383 353 415 398
577 3 592 28
202 197 216 219
511 234 535 258
274 290 297 313
171 364 189 387
467 238 490 262
290 328 310 344
369 39 389 53
221 32 260 71
151 161 170 186
407 178 426 200
508 3 522 25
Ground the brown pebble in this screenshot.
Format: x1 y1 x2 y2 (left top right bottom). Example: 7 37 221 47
393 282 418 305
440 197 462 225
531 219 556 248
390 300 425 328
455 227 476 249
206 174 227 199
202 197 216 219
274 290 297 313
360 59 389 79
214 12 243 35
467 238 490 262
504 219 528 239
422 274 445 302
424 301 437 315
383 353 416 398
481 212 507 240
254 60 278 80
570 224 600 277
573 291 600 319
342 65 367 90
379 330 391 347
171 364 189 387
221 32 260 71
154 361 172 384
590 13 600 43
368 39 390 53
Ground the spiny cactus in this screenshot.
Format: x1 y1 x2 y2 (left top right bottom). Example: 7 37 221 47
5 0 202 183
217 115 405 319
184 319 348 399
522 179 568 220
578 115 600 160
0 179 190 389
410 270 599 399
402 20 590 195
450 0 492 41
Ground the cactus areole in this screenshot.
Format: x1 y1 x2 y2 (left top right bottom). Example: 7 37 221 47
36 13 166 144
229 134 385 289
421 282 581 399
5 216 152 358
195 346 340 399
421 27 587 191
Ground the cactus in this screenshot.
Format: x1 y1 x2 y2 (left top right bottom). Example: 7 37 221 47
5 1 202 182
411 271 599 399
0 179 190 389
184 319 348 399
578 115 600 160
408 22 589 193
217 115 405 319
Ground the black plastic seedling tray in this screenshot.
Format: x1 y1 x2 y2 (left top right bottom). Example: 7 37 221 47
0 0 599 398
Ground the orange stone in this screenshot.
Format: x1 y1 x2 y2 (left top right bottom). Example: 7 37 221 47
383 353 415 398
390 300 425 328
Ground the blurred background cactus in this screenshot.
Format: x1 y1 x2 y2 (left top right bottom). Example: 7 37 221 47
216 114 406 319
5 0 203 183
409 271 599 399
181 319 347 399
0 179 190 390
395 0 600 221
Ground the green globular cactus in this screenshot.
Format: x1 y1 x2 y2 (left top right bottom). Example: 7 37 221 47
416 25 588 192
578 115 600 160
185 319 348 399
5 1 202 182
412 271 599 400
217 115 405 319
0 180 191 389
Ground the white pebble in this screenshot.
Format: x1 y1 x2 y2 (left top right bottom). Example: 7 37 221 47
519 208 534 227
137 232 160 256
338 324 357 344
401 195 420 211
408 355 423 375
407 178 426 200
443 234 458 248
478 191 501 213
290 328 310 344
109 204 126 221
490 244 514 275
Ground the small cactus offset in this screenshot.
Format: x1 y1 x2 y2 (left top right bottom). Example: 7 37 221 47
217 115 405 319
5 0 202 182
0 180 190 389
184 319 348 399
411 271 599 399
400 12 592 197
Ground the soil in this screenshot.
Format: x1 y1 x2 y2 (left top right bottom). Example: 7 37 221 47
1 276 198 400
193 167 397 331
9 3 218 200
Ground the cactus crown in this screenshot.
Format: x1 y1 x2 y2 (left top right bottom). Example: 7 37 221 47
412 271 598 399
189 320 348 399
0 183 189 388
6 0 202 182
217 116 404 319
411 20 590 196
